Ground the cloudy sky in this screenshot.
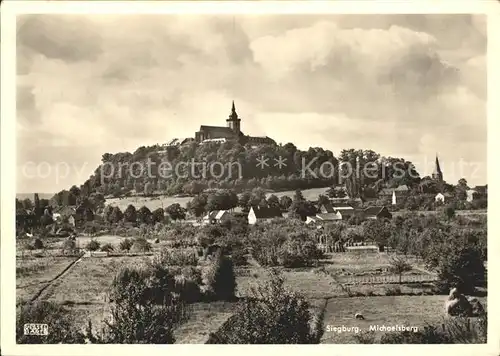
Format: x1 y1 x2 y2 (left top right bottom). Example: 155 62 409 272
16 14 486 193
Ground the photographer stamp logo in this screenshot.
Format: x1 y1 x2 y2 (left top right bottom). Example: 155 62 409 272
23 323 49 336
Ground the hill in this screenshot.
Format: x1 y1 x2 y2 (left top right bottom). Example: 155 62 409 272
63 142 421 203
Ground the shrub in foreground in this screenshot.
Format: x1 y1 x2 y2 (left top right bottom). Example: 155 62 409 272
33 238 44 249
16 301 85 344
119 238 133 251
201 251 236 301
89 266 188 344
85 239 101 252
380 315 487 344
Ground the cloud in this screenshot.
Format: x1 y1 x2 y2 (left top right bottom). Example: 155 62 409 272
17 15 103 68
15 14 487 192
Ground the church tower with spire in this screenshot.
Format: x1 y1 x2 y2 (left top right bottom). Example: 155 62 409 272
226 100 241 134
432 154 443 182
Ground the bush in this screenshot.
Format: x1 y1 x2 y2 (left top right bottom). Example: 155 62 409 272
206 270 325 344
201 251 236 301
388 255 413 284
172 267 203 303
92 266 188 343
16 301 85 343
384 286 402 296
33 238 44 249
380 325 450 344
100 243 114 253
130 238 152 253
230 247 248 266
432 246 485 295
443 204 456 220
86 239 101 252
353 330 376 344
119 238 133 251
379 315 487 344
61 238 78 255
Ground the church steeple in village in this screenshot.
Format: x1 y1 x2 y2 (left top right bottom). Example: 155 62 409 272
226 100 241 134
432 154 443 182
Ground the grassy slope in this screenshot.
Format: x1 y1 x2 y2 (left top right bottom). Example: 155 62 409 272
105 187 330 210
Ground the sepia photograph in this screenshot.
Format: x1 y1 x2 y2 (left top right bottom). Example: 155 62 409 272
1 1 499 355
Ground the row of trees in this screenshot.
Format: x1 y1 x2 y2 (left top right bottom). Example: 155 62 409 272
102 203 187 225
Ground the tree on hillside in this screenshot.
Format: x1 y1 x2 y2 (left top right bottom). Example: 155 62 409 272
267 194 280 210
137 206 153 224
238 191 252 212
388 255 413 284
152 208 165 224
456 178 469 201
69 185 81 199
362 219 392 250
34 193 41 218
109 206 124 224
124 205 137 223
249 188 267 207
293 189 305 202
187 194 208 217
443 204 456 220
206 190 238 211
289 200 317 221
22 198 33 210
143 181 153 197
279 195 293 210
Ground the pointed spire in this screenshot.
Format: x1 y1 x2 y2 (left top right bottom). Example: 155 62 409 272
228 100 239 121
434 154 441 173
432 153 443 182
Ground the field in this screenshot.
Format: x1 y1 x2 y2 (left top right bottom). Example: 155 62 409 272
319 295 487 343
105 187 330 210
16 255 80 304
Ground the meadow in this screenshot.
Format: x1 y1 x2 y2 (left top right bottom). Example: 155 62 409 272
15 246 486 343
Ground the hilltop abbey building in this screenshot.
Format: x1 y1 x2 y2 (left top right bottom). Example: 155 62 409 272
166 101 276 147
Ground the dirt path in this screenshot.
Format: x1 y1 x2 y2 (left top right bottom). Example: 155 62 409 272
28 254 84 303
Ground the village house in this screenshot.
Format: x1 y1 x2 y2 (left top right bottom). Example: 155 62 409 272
336 209 359 221
248 206 283 225
53 203 94 228
466 189 477 202
363 206 392 220
379 184 410 198
202 210 232 225
435 192 453 204
305 212 342 225
435 192 445 203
